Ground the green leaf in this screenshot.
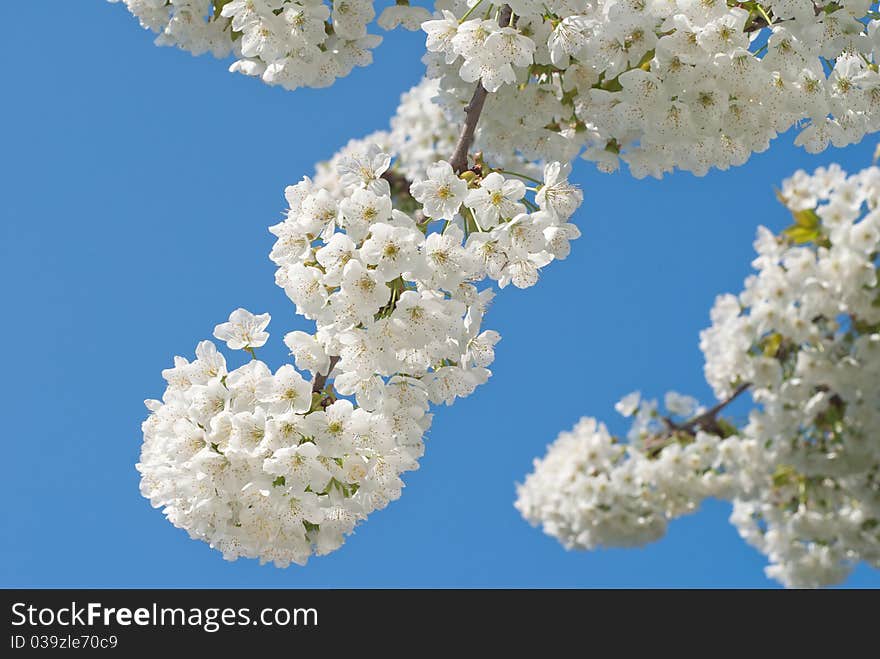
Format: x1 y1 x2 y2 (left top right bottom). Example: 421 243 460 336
600 76 623 92
775 190 821 232
272 476 286 487
761 332 783 357
212 0 232 19
715 418 740 439
852 316 880 333
212 0 242 39
783 223 820 244
791 208 820 229
772 464 797 488
823 2 842 14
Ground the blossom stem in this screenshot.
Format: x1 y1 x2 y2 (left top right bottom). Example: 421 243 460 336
493 168 543 184
458 0 485 23
312 355 341 394
448 5 513 174
755 3 773 28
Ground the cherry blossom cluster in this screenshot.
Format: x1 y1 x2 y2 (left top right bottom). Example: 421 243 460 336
140 141 582 565
271 143 582 394
109 0 430 90
111 0 880 178
423 0 880 177
139 312 428 566
702 162 880 587
518 161 880 587
515 394 759 551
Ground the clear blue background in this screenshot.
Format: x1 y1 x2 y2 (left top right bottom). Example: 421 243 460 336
2 3 877 588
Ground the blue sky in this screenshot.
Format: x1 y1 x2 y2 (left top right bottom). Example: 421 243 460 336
1 3 877 588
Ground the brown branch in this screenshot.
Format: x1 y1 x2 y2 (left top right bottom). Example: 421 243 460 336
448 5 513 174
645 383 751 454
678 382 751 434
381 169 414 198
744 17 773 33
449 86 489 174
312 355 341 394
381 169 425 222
313 6 517 398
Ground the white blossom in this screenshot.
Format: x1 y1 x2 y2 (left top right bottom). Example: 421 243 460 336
213 308 271 350
410 160 468 221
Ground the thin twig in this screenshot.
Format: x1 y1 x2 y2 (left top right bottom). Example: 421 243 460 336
744 2 827 33
381 169 414 197
645 383 751 454
678 383 751 434
448 5 513 173
680 382 751 432
312 355 341 394
316 7 515 395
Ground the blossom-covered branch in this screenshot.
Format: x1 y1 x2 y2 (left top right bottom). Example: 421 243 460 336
518 158 880 588
115 0 880 177
113 0 880 583
658 381 750 439
448 4 513 174
139 81 584 567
